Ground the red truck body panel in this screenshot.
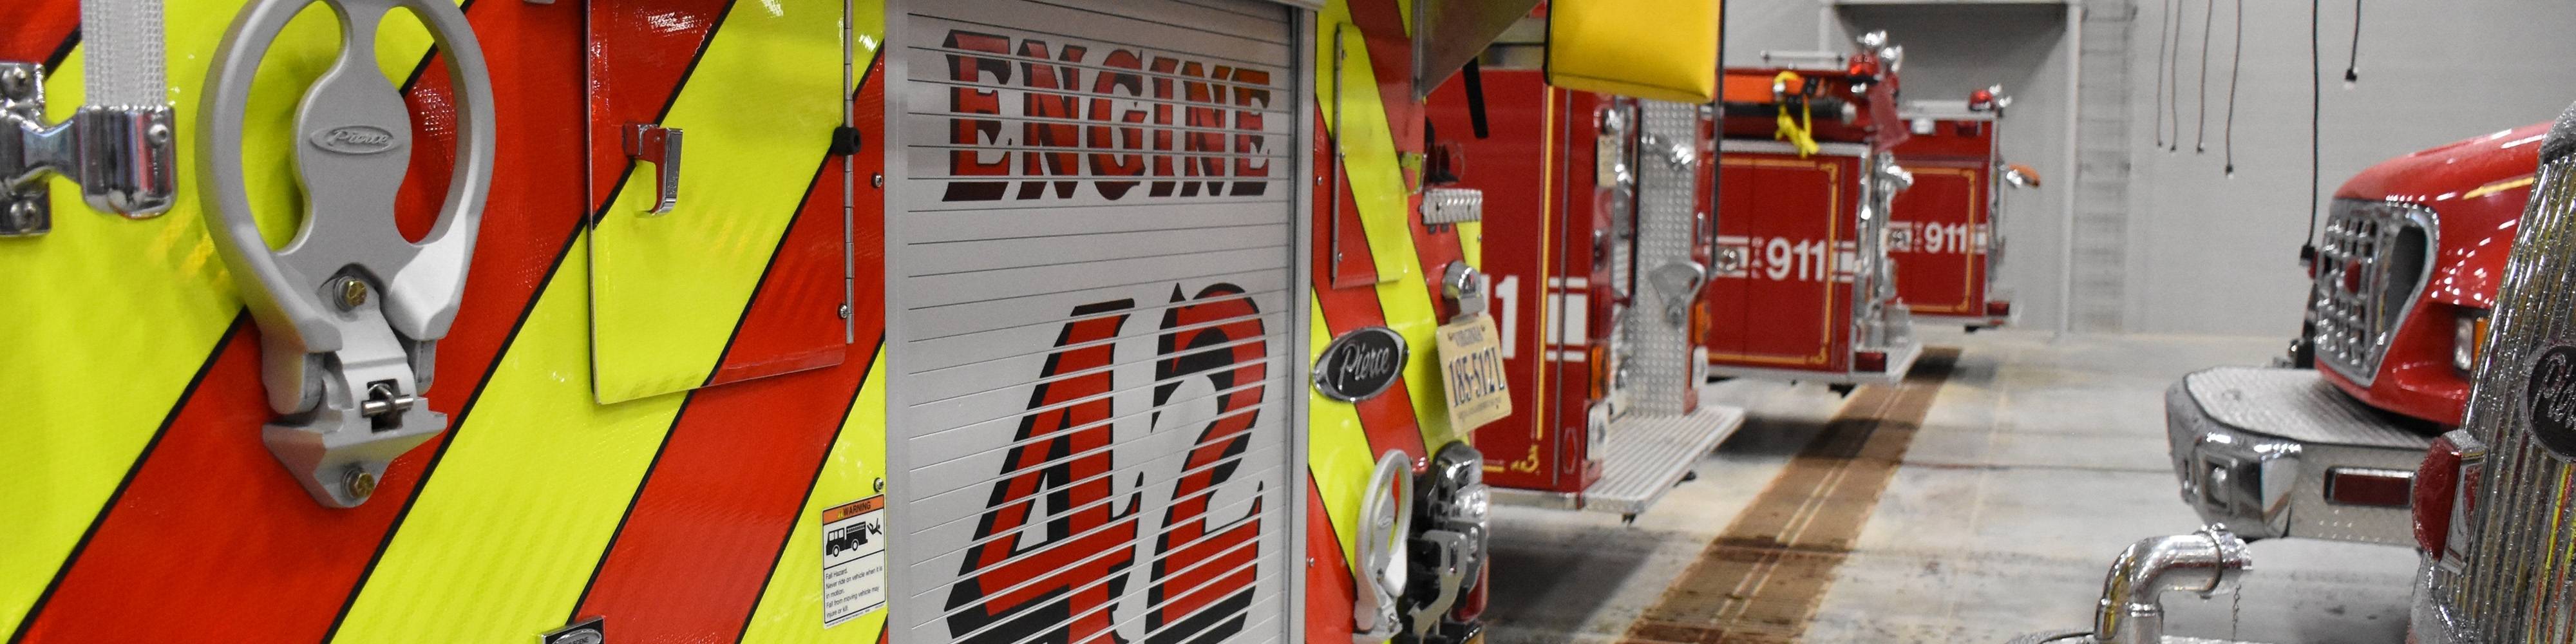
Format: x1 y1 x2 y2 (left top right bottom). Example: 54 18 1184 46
2325 123 2546 425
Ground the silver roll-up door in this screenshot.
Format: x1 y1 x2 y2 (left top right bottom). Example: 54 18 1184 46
881 1 1307 642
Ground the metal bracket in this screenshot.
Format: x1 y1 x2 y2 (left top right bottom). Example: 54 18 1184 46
1419 186 1481 225
0 62 177 237
623 123 681 214
1439 260 1486 323
201 0 497 507
1647 261 1706 327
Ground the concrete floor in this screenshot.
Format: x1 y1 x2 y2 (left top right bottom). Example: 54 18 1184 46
1482 329 2421 644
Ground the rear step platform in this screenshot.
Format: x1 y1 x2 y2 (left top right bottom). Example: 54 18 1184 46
1491 401 1748 520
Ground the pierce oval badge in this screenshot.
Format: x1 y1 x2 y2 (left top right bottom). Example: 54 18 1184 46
311 125 398 155
1314 327 1406 402
2526 345 2576 457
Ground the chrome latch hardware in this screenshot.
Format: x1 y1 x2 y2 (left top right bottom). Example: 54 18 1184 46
1350 451 1412 644
0 62 178 237
625 123 681 214
1440 260 1487 323
201 0 497 507
1419 187 1482 225
1647 260 1707 327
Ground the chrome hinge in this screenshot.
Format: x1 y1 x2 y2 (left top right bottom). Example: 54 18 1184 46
202 0 497 507
0 62 177 237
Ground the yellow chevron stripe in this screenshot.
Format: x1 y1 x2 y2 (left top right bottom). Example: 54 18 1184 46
330 1 848 637
739 349 888 643
589 0 845 403
0 5 433 632
1316 4 1457 450
327 230 687 641
1305 301 1377 559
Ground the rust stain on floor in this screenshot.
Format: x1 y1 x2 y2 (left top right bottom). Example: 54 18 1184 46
1622 347 1961 644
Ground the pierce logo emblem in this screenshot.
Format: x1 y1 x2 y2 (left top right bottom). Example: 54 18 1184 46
311 126 397 155
2526 344 2576 457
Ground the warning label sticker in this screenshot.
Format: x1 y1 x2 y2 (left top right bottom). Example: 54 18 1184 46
821 496 887 627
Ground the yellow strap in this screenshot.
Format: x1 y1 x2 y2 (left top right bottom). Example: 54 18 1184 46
1772 71 1819 157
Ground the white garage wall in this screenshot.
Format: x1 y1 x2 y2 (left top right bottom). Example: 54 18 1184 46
2119 0 2576 336
1724 0 2576 337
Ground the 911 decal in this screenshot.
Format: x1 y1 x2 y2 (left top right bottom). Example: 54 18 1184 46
1888 221 1975 255
1714 236 1857 283
940 285 1269 644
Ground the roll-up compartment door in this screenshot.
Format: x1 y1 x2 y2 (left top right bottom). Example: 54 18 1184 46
882 1 1305 641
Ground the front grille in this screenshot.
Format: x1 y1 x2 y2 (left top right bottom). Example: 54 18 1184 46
2311 200 2436 386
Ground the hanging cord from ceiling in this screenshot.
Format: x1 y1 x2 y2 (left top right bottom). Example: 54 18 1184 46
2224 0 2243 175
2193 0 2214 153
2301 0 2322 265
2344 0 2362 84
2168 0 2185 151
2154 0 2175 149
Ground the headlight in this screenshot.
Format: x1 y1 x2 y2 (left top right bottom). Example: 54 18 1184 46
2455 308 2491 372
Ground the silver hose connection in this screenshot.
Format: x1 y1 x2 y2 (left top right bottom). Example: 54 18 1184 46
2092 524 2253 644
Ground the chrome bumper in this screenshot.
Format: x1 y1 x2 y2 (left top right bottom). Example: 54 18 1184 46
2163 366 2434 545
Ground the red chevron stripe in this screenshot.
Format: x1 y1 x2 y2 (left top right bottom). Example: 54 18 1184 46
571 55 889 639
1302 478 1358 644
0 1 75 64
14 1 731 640
1309 110 1428 464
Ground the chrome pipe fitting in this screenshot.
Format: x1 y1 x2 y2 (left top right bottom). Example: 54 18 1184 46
2093 525 2253 644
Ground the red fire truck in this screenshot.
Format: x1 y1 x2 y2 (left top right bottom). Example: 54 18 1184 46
2157 122 2546 548
1702 34 1925 386
2008 118 2557 644
0 0 1718 642
1425 66 1747 520
1888 91 2034 330
2013 107 2576 644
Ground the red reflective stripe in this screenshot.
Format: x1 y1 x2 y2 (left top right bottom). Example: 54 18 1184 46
0 1 75 64
17 3 705 640
1309 109 1428 463
1302 478 1358 644
573 57 889 636
701 54 886 386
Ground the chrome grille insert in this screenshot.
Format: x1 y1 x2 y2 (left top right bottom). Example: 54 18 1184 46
2311 200 2438 386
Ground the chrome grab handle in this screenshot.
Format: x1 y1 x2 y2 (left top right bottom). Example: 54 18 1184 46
624 122 681 214
200 0 496 507
1351 450 1413 643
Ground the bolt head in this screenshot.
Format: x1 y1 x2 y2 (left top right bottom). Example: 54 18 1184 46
838 303 853 319
345 468 378 499
339 278 370 310
146 123 172 145
871 173 884 188
0 67 28 95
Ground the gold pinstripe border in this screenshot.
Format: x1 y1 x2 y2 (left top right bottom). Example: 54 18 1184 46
0 6 438 634
1902 166 1978 315
1710 155 1837 366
